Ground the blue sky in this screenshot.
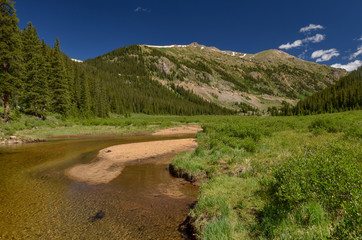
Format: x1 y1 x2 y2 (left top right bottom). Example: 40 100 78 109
15 0 362 71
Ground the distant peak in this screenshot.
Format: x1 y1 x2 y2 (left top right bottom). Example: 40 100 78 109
255 49 295 59
267 49 290 55
189 42 200 47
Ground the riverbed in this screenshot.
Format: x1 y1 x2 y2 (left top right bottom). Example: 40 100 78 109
0 135 198 239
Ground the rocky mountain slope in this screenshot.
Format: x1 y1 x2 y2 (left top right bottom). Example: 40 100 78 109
86 43 348 111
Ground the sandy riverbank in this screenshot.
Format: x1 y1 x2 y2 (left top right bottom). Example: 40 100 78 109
152 125 202 136
66 125 202 184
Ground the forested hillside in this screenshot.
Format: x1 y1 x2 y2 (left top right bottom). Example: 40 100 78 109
135 44 347 110
83 43 348 114
85 45 234 116
1 0 350 120
270 66 362 115
0 1 233 120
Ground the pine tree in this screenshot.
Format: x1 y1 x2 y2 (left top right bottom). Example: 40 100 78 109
0 0 22 118
49 37 70 116
20 22 49 118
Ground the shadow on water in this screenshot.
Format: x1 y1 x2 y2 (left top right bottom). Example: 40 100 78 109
0 135 198 239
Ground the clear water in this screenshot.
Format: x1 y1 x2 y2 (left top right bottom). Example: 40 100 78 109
0 136 198 239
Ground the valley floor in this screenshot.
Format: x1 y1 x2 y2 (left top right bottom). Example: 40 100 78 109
1 111 361 239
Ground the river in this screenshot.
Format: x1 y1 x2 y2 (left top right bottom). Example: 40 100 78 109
0 135 198 239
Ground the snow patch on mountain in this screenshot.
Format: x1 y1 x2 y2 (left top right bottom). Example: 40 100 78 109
145 44 187 48
71 58 83 63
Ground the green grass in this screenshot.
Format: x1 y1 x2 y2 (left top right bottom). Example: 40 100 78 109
1 110 361 239
0 112 198 139
170 110 362 239
191 176 262 239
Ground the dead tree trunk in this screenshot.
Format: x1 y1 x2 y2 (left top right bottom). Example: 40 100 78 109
4 92 10 116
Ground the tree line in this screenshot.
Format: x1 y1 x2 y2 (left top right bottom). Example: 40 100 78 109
0 0 234 120
268 66 362 116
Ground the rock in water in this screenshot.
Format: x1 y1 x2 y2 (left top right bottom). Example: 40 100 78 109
89 210 105 222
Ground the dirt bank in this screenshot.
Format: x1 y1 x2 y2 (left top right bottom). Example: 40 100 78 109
66 138 198 184
0 136 45 145
152 125 202 136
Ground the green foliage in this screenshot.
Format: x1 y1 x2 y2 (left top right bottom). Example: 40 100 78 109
20 22 49 118
0 0 23 117
308 118 339 134
234 102 258 114
0 113 68 137
168 111 362 239
344 123 362 140
201 216 233 240
0 1 111 119
261 142 361 239
49 37 71 115
261 201 331 239
274 143 360 209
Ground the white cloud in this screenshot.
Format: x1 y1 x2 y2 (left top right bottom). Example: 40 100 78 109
134 6 148 12
300 24 324 33
349 46 362 60
279 34 325 50
311 49 339 62
359 36 362 41
305 34 325 43
279 40 303 50
331 60 362 72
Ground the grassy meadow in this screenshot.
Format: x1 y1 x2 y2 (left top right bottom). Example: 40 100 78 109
1 110 361 239
171 111 361 239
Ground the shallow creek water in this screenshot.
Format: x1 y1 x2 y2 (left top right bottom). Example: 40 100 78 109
0 135 198 239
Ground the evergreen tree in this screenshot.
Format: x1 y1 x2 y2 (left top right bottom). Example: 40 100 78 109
20 22 49 118
49 37 70 115
0 0 22 118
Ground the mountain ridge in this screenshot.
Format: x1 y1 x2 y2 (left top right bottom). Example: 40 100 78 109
100 43 347 111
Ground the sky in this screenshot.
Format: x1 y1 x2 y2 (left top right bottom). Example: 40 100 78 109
15 0 362 71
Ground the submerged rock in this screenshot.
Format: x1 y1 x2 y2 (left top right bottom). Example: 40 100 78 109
89 210 105 222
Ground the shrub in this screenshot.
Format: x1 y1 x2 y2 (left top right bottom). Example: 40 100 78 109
308 118 339 134
262 142 361 238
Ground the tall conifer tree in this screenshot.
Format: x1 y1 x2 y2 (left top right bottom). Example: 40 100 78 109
49 37 70 115
21 22 49 118
0 0 22 118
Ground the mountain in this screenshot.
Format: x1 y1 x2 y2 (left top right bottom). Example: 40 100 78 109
83 45 234 116
86 43 347 112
